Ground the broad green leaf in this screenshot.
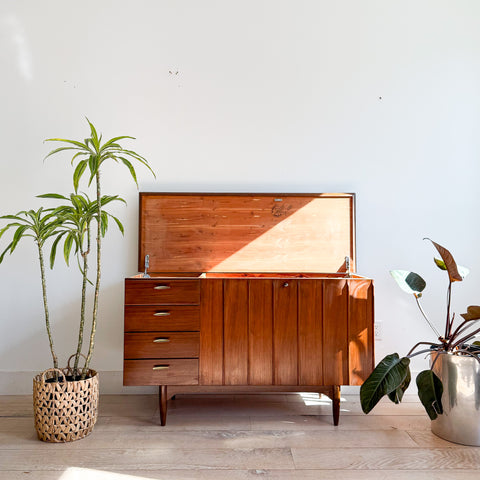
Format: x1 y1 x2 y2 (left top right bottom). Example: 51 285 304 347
388 367 411 404
460 306 480 321
360 353 410 414
424 238 462 282
416 369 443 420
390 270 426 295
472 341 480 347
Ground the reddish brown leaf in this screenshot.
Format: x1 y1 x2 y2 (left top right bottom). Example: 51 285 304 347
460 305 480 321
424 239 462 282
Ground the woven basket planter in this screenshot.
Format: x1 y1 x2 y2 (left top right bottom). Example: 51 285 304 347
33 363 99 443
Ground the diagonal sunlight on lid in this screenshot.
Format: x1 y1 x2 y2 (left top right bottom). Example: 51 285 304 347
210 196 353 273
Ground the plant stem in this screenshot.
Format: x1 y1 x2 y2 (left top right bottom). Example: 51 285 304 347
407 341 439 357
37 241 58 369
73 230 89 375
414 295 441 338
445 281 452 339
84 170 101 376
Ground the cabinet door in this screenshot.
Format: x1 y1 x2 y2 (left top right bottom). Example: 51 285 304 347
223 280 249 385
298 280 323 385
248 280 274 385
273 280 298 385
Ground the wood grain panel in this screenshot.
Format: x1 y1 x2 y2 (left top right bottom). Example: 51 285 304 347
124 332 199 359
273 280 298 385
298 280 323 385
123 359 198 385
124 305 200 332
199 279 224 385
139 193 355 273
125 279 200 305
323 279 349 385
248 280 273 385
223 280 249 385
348 279 374 385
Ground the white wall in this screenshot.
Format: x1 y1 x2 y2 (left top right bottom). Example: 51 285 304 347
1 0 479 393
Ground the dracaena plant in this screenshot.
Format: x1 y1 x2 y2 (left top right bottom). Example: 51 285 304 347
360 239 480 420
44 120 155 375
0 208 64 369
0 120 155 380
38 192 126 375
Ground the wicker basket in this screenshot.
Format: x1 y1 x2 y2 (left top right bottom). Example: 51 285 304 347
33 358 99 443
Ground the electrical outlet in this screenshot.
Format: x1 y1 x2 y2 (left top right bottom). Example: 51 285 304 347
374 322 383 340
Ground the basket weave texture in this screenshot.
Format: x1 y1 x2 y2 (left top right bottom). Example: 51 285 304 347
33 367 99 443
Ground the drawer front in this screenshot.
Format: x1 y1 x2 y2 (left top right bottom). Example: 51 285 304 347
124 332 200 359
125 279 200 305
125 305 200 332
124 359 199 385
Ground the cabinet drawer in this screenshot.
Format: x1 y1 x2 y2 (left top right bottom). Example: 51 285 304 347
124 332 200 359
124 359 199 385
125 279 200 305
125 305 200 332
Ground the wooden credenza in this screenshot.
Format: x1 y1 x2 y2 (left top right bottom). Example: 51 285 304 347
123 193 374 425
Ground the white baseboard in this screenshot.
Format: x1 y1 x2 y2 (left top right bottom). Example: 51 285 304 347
0 371 417 396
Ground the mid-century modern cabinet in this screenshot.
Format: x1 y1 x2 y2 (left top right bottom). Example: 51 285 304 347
124 193 374 425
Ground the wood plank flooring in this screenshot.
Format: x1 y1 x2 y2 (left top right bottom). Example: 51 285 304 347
1 393 479 479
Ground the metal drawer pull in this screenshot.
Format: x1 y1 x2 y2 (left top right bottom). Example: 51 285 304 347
153 311 171 317
153 338 170 343
154 285 171 290
152 365 170 371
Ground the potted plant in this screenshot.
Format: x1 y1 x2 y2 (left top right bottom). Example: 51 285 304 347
0 120 155 442
360 239 480 446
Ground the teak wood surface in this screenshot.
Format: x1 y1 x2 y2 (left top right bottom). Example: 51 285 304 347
138 193 356 274
125 192 374 426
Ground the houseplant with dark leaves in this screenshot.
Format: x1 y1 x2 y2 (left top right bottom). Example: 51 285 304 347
360 239 480 425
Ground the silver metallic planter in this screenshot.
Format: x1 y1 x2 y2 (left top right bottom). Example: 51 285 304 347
431 352 480 446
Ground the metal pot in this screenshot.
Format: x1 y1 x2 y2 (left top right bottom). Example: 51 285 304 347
431 352 480 446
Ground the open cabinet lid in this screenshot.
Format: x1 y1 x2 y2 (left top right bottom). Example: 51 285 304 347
138 193 356 274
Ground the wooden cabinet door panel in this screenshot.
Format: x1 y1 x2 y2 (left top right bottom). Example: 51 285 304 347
298 280 323 385
223 280 249 385
199 279 224 385
273 280 298 385
323 279 349 385
248 280 273 385
348 279 374 385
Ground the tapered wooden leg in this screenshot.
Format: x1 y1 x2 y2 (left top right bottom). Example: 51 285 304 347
159 385 167 426
332 385 341 426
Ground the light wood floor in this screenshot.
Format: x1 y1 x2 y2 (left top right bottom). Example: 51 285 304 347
1 392 479 479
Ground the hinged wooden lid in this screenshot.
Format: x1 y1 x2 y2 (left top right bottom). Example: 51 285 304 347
138 193 356 274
